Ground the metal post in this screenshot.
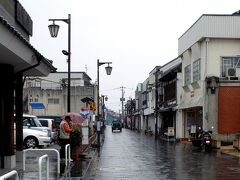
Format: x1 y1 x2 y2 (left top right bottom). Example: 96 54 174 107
38 154 49 180
120 86 125 127
49 14 71 113
65 144 71 166
23 149 60 177
97 59 100 149
102 95 105 122
67 14 71 112
96 59 112 149
0 170 19 180
101 95 106 127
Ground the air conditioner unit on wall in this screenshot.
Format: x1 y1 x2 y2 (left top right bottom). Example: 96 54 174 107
226 68 240 80
227 68 236 77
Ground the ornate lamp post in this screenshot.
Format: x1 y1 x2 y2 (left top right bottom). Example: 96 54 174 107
97 59 112 149
48 14 71 112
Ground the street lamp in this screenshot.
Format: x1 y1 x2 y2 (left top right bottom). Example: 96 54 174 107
48 14 71 112
97 59 112 149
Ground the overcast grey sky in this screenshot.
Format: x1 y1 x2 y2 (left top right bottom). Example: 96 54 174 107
20 0 240 112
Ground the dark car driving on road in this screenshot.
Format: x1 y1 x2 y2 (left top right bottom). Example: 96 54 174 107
112 121 122 132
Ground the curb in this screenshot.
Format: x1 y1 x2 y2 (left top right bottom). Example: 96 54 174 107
219 149 240 158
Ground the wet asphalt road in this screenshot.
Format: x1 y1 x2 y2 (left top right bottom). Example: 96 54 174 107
86 126 240 180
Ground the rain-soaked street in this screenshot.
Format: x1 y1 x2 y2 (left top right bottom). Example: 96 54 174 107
85 126 240 180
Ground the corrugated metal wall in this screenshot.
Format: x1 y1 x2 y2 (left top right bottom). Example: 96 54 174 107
178 15 240 55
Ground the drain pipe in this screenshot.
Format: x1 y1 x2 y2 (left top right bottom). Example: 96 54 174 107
15 54 42 75
15 54 43 87
203 38 210 130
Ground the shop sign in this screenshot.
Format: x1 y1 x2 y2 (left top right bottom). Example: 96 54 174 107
82 126 89 144
168 127 175 136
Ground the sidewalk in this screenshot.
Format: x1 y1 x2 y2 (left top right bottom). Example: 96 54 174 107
0 133 99 179
60 133 99 179
218 145 240 158
180 139 240 158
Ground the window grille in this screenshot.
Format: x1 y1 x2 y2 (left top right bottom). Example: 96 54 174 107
193 59 201 82
184 64 191 85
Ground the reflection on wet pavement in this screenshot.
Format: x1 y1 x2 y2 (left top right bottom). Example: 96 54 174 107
87 126 240 180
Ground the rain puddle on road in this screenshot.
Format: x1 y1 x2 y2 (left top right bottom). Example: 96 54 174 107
99 166 126 172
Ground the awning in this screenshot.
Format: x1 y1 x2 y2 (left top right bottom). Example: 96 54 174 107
30 102 45 109
0 16 57 76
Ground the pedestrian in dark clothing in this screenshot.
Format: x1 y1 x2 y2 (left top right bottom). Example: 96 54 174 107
59 115 72 158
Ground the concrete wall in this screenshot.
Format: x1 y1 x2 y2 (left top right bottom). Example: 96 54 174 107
176 111 183 139
26 85 94 116
179 41 205 110
40 72 86 89
176 73 184 139
208 38 240 76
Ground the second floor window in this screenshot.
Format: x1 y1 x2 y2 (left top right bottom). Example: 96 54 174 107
221 57 240 77
184 64 191 85
193 59 201 82
48 98 60 104
142 92 147 106
164 80 176 101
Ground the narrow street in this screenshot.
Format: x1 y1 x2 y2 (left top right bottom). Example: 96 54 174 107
85 126 240 180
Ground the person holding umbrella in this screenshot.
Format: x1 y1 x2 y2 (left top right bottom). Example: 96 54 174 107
59 115 72 158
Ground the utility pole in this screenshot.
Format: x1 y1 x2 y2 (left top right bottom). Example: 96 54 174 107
120 86 126 127
101 95 108 126
101 95 105 125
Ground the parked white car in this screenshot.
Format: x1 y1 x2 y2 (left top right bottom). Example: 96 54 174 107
22 114 52 139
23 128 51 148
14 124 51 148
38 118 57 141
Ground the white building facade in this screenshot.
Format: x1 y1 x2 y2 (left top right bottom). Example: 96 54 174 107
178 13 240 142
